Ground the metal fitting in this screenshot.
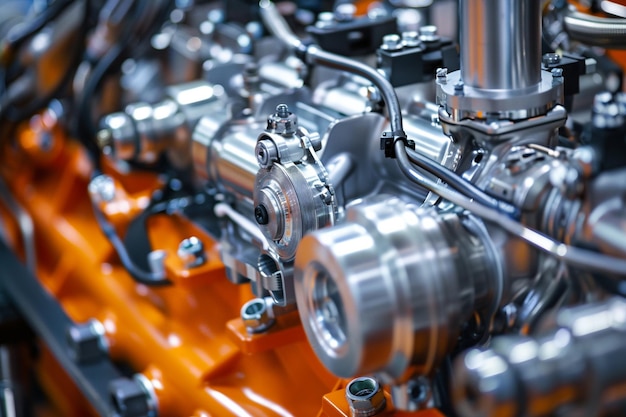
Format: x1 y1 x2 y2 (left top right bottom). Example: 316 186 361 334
334 3 356 22
255 139 279 168
401 31 420 48
241 298 275 333
147 250 167 277
66 319 108 363
418 25 439 42
267 104 297 135
542 53 561 66
380 34 402 51
345 377 386 417
109 375 158 417
88 174 116 203
177 236 206 268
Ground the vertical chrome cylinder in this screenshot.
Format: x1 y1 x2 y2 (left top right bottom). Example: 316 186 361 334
460 0 542 91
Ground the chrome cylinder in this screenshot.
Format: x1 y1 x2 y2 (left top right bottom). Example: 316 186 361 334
294 196 497 380
460 0 542 91
453 297 626 417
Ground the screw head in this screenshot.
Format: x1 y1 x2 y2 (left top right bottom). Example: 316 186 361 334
88 175 116 203
381 34 402 51
419 25 439 42
254 205 269 225
401 31 420 48
334 3 356 21
542 53 561 66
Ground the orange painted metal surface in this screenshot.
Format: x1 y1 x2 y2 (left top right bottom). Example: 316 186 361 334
0 114 442 417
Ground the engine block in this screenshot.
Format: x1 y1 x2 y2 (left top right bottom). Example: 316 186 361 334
1 1 626 416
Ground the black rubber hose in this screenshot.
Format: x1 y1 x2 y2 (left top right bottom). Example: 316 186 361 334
92 199 171 287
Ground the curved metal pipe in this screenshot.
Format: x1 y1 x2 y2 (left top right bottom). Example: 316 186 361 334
394 141 626 276
258 0 405 136
564 8 626 49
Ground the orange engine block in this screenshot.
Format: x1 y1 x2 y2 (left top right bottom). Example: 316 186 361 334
0 110 442 417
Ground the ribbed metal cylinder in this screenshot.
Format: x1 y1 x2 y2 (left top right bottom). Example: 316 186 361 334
460 0 542 91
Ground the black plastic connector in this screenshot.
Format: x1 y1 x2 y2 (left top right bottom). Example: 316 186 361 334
380 131 414 158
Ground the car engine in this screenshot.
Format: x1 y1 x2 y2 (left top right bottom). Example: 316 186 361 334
1 0 626 416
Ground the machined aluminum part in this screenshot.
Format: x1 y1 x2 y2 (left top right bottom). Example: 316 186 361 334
437 0 562 121
193 117 265 201
453 297 626 417
101 81 223 167
293 196 499 380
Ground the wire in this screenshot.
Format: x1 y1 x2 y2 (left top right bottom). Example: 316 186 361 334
90 179 171 287
394 140 626 276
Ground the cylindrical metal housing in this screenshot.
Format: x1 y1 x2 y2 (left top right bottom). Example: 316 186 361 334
460 0 542 91
294 196 497 380
453 297 626 417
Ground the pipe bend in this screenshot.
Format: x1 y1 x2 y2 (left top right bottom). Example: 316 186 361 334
564 8 626 48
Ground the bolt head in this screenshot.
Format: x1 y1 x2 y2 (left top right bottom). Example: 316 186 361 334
381 34 402 51
542 53 561 66
419 25 439 42
66 319 107 363
88 175 116 203
109 378 152 417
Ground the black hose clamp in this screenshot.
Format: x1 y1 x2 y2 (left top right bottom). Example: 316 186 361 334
380 131 414 158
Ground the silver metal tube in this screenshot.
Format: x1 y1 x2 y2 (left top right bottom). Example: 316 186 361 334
259 0 405 136
460 0 542 90
564 8 626 49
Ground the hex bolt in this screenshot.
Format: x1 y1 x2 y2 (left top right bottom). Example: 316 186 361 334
109 375 158 417
551 67 563 78
401 31 420 48
381 34 402 51
241 298 275 333
334 3 356 21
542 53 561 66
177 236 206 268
419 25 439 42
254 205 269 225
454 81 464 93
88 174 116 203
346 377 386 417
255 139 279 168
66 319 108 364
316 11 335 28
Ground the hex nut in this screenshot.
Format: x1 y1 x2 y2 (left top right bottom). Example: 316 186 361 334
241 298 275 334
66 319 107 363
346 377 386 417
109 377 155 417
